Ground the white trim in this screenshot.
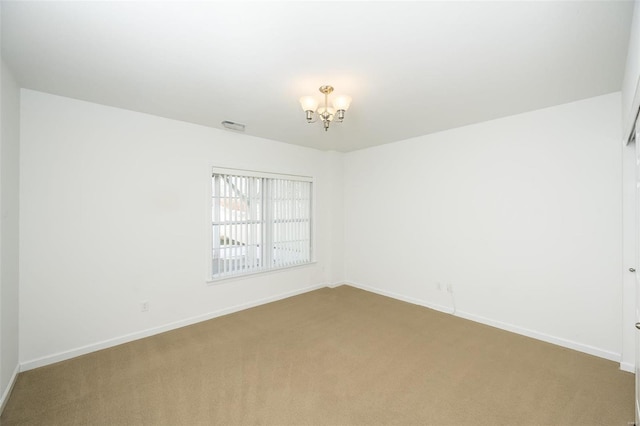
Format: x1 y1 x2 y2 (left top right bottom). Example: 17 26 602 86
0 364 20 414
19 281 623 372
211 166 312 182
343 281 621 363
344 281 455 315
206 260 317 285
454 310 621 363
20 283 326 371
208 169 315 281
621 361 635 373
625 72 640 145
206 167 214 281
621 139 637 372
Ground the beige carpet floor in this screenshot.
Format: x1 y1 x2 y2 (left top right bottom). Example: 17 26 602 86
1 285 635 425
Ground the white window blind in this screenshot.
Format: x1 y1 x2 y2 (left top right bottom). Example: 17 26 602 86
211 168 312 280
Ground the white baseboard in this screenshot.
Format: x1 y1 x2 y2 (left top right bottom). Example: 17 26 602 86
344 281 455 315
20 281 624 371
620 361 635 373
20 283 326 371
454 310 621 363
0 364 20 415
343 281 621 363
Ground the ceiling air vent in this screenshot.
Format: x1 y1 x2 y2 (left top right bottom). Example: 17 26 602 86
221 121 246 132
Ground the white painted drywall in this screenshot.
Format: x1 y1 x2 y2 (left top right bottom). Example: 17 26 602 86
19 90 341 368
623 0 640 138
0 59 21 405
327 151 345 286
622 0 640 373
16 88 626 369
343 93 623 360
621 139 636 372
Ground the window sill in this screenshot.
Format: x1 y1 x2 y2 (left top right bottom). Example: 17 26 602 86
206 261 317 285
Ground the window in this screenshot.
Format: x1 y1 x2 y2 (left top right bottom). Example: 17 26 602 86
211 168 313 280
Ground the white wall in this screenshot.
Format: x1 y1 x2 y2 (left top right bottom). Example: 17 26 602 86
622 139 636 372
0 60 21 407
343 93 623 361
327 151 344 286
19 90 342 369
621 0 640 372
623 0 640 138
15 88 628 370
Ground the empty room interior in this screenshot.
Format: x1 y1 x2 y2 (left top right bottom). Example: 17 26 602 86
2 1 640 425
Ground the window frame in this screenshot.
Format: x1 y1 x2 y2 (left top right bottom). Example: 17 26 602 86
207 167 315 283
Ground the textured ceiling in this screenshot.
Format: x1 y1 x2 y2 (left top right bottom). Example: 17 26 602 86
1 1 634 152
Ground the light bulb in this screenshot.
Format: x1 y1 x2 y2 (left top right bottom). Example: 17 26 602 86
332 95 352 111
299 96 319 112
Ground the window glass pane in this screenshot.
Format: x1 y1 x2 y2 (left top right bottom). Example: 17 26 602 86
211 170 311 280
272 180 311 268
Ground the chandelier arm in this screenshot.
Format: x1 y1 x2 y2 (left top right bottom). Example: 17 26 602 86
302 85 347 132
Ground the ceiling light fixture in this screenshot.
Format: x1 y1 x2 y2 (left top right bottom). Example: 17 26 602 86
299 85 351 132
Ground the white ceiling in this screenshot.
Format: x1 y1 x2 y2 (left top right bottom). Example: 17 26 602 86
1 1 634 152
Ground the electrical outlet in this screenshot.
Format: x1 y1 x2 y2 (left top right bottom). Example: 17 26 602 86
140 301 149 312
446 283 453 293
436 282 442 291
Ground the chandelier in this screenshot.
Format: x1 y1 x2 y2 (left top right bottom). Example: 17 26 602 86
299 85 352 131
